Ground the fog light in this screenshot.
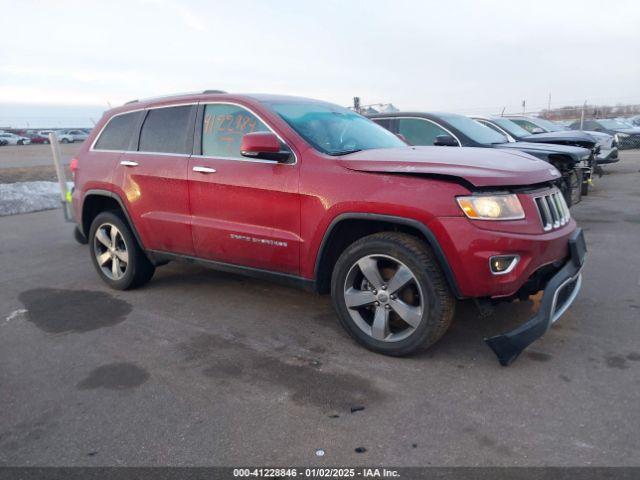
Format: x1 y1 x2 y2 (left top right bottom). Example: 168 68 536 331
489 255 519 275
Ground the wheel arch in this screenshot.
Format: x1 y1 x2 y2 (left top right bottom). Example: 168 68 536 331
314 213 462 298
81 189 145 250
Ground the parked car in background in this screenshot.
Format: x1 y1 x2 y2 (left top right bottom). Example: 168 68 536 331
628 115 640 127
0 132 31 145
25 133 50 144
505 115 618 164
0 138 7 146
569 119 640 150
58 129 89 142
369 111 590 205
54 130 77 143
70 91 586 365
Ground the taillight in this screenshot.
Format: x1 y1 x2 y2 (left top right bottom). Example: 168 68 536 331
70 158 78 181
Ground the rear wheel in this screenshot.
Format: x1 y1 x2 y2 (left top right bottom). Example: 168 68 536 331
61 138 69 144
331 232 455 356
89 211 155 290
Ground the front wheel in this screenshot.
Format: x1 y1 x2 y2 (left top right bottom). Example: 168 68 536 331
61 138 69 144
89 211 155 290
331 232 455 356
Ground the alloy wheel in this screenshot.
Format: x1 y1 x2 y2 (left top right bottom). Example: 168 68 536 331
93 223 129 280
343 254 424 342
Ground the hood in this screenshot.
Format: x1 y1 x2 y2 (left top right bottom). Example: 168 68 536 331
524 130 597 149
337 146 561 187
494 141 590 161
582 130 613 140
615 128 640 135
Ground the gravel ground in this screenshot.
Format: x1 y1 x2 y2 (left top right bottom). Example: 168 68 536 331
0 151 638 467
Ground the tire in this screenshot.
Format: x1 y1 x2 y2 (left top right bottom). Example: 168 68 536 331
73 225 88 245
61 138 69 144
88 211 155 290
17 140 24 145
581 179 589 196
331 232 455 356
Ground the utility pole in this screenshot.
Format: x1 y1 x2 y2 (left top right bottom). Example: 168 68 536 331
580 100 587 129
522 100 526 114
547 93 551 112
353 97 361 114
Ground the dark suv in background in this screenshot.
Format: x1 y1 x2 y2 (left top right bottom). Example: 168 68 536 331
369 111 590 205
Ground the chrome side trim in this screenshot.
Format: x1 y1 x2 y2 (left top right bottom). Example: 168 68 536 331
89 100 298 166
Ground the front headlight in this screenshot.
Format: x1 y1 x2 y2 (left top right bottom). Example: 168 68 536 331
456 194 525 220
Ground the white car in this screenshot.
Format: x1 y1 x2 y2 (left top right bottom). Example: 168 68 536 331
54 130 77 143
60 129 89 142
0 132 31 145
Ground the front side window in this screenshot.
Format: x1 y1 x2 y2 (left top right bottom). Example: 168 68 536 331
139 105 195 154
201 104 269 158
438 114 507 144
510 118 544 133
397 118 454 146
266 101 405 155
490 118 532 138
94 111 144 151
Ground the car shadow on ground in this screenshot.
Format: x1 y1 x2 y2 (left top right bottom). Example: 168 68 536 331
144 261 544 366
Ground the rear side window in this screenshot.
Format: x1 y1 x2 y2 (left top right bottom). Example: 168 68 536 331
139 105 195 154
94 111 143 151
201 103 269 159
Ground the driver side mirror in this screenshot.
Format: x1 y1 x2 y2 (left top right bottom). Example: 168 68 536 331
530 127 545 134
240 132 292 162
433 135 458 147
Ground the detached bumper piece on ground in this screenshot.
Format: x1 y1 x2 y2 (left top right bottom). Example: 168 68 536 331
485 228 587 366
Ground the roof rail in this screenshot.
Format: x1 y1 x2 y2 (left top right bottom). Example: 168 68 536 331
202 89 227 94
124 99 139 104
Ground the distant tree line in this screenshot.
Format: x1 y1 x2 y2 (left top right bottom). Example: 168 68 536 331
539 104 640 121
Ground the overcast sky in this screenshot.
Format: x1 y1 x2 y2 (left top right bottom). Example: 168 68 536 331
1 0 639 125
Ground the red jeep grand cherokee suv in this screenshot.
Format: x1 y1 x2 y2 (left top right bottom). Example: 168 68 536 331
71 92 586 365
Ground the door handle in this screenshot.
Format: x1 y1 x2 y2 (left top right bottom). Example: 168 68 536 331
193 166 217 174
120 160 139 167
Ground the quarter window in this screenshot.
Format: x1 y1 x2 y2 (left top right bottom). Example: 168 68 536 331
201 104 269 159
139 105 195 154
397 118 453 146
94 111 144 151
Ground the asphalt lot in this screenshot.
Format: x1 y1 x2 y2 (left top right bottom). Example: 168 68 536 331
1 151 639 467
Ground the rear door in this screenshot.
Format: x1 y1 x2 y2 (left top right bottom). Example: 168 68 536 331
113 104 196 255
188 102 301 274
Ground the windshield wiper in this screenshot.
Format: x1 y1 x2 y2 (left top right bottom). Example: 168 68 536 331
328 149 363 156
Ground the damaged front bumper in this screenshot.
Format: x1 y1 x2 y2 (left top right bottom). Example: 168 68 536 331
485 228 586 366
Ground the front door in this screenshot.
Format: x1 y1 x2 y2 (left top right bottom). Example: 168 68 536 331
188 103 301 274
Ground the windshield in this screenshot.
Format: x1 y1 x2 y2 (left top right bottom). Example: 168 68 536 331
598 119 633 129
490 117 532 138
266 101 405 155
438 114 508 144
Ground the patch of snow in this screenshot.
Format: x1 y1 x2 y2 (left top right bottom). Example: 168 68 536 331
0 181 71 216
5 309 27 322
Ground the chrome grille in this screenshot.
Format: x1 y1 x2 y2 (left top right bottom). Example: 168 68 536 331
534 190 570 231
